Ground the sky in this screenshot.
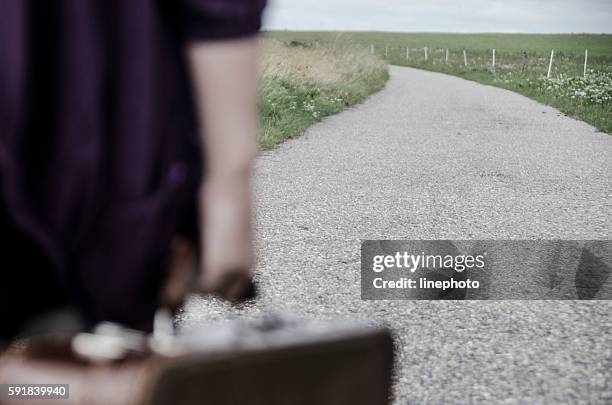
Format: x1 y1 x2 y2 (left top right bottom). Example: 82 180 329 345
263 0 612 34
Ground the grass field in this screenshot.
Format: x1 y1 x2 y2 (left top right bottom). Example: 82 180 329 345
259 39 388 149
267 32 612 133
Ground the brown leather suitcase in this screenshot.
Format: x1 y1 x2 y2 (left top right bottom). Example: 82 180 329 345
0 314 394 405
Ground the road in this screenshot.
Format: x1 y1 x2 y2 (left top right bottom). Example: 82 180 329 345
181 66 612 404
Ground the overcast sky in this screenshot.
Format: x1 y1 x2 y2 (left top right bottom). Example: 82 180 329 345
263 0 612 33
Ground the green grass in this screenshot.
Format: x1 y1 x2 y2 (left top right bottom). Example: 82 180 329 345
266 32 612 133
259 40 388 149
268 32 612 56
259 76 387 149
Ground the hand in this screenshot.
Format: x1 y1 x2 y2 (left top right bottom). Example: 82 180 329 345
160 175 256 308
197 176 256 302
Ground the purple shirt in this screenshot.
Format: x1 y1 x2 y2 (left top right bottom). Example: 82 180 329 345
0 0 266 333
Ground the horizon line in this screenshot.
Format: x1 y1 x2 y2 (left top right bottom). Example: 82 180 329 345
263 29 612 35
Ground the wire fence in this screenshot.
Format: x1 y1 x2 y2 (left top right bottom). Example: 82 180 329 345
369 45 611 79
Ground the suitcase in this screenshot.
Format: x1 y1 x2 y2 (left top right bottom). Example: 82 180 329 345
0 313 394 405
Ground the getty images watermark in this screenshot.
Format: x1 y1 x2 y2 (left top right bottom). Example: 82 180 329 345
371 250 484 290
361 240 612 300
361 241 484 300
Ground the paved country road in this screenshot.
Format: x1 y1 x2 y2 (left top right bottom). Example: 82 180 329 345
181 66 612 404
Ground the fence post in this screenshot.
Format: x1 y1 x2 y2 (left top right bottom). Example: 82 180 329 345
583 49 588 78
463 49 468 67
385 44 389 58
406 47 409 60
424 47 428 61
370 44 374 55
547 49 554 78
492 49 496 68
445 48 449 64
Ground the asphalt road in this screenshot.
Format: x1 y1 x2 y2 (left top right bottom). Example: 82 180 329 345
180 66 612 404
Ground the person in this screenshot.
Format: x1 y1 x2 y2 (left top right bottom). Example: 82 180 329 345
0 0 266 342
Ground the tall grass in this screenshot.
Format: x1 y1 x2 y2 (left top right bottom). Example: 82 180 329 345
258 39 388 149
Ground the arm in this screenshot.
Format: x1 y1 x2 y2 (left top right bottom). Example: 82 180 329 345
186 37 259 300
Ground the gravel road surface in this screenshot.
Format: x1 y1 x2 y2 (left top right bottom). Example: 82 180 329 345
181 66 612 404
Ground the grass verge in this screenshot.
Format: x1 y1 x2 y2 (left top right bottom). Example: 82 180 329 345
388 62 612 134
259 39 388 149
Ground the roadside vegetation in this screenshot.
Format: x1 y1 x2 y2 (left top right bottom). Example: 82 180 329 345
258 39 388 149
268 32 612 133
